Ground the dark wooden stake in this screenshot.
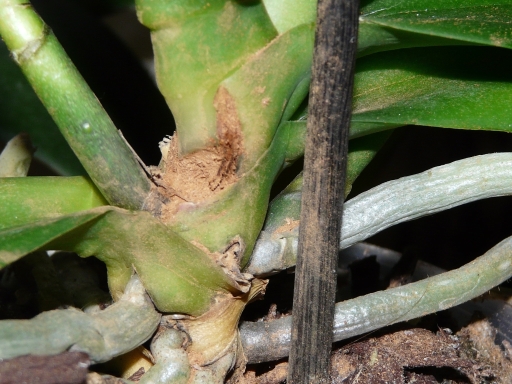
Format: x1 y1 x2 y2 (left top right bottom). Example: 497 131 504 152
287 0 359 382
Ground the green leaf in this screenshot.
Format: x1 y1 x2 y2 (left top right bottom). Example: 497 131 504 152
351 46 512 137
358 22 473 58
0 176 107 230
139 0 278 154
0 209 105 268
221 23 314 172
0 42 85 175
359 0 512 56
262 0 317 34
344 131 393 195
0 207 241 315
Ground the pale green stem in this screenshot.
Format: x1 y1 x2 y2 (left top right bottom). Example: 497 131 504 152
0 274 160 364
241 234 512 363
247 153 512 275
138 327 191 384
0 0 151 209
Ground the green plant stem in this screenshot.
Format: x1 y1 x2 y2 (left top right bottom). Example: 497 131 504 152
0 275 160 364
0 0 151 209
247 152 512 276
0 42 85 176
139 327 191 384
241 234 512 363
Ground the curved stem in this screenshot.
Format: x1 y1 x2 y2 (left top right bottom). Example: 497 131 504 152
340 152 512 248
0 275 160 364
0 0 151 209
247 152 512 276
139 327 191 384
241 234 512 363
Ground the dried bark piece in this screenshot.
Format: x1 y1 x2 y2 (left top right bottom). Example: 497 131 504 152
0 351 89 384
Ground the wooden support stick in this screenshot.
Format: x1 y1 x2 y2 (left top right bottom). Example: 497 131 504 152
287 0 359 382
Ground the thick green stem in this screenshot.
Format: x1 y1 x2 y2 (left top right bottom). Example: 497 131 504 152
0 0 151 209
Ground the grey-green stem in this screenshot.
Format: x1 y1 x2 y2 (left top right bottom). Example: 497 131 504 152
0 274 160 363
241 234 512 363
247 153 512 276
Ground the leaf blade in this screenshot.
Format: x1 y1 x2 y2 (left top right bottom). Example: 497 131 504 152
352 46 512 136
360 0 512 54
0 176 107 230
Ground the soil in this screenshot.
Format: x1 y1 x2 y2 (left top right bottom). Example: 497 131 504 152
242 319 512 383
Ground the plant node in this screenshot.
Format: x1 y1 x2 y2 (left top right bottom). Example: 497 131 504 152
147 87 245 224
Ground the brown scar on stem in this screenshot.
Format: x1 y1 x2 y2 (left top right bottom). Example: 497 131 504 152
212 86 244 189
274 218 300 235
148 87 244 221
117 129 182 197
